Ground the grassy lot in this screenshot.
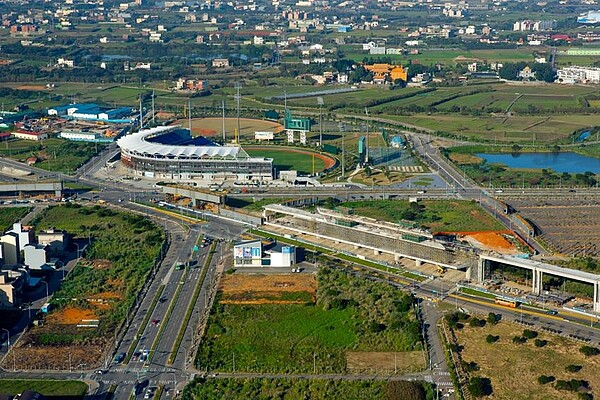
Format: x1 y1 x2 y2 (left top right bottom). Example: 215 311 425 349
0 138 103 174
336 200 504 233
31 204 164 341
182 377 434 400
455 321 600 399
245 148 327 175
0 379 87 397
0 207 30 232
196 267 422 374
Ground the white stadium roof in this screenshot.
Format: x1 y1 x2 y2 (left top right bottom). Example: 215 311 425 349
117 125 250 159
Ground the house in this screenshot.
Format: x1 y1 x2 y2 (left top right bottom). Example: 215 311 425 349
233 239 262 267
212 58 229 68
23 244 47 270
0 270 26 308
390 66 408 82
37 229 68 254
518 66 536 80
8 223 33 251
0 232 20 266
233 239 303 268
11 130 48 141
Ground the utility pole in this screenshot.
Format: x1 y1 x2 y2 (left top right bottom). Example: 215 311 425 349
139 96 143 130
317 97 324 147
365 108 370 164
188 97 192 132
339 122 346 178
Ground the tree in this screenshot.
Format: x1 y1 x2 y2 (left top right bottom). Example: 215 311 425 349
468 377 493 397
534 339 548 347
486 313 498 325
565 364 582 373
522 329 538 339
486 335 500 344
512 336 527 344
538 375 555 384
580 346 600 356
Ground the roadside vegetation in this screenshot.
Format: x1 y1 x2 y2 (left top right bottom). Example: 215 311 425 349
2 204 165 370
196 266 422 374
0 207 30 231
182 377 434 400
0 379 87 398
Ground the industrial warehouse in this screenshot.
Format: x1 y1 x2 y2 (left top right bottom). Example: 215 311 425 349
116 125 274 184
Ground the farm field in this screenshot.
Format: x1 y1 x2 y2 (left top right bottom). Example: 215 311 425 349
196 267 423 374
383 114 598 143
183 377 434 400
455 320 600 399
336 200 504 232
506 198 600 257
245 147 334 175
0 379 88 398
2 204 164 370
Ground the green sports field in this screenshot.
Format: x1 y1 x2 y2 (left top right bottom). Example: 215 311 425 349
245 146 334 175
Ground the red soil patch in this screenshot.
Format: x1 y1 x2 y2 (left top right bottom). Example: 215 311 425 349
47 307 98 325
244 146 337 169
16 85 46 90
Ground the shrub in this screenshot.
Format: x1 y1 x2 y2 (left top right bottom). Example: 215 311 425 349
486 312 499 325
512 336 527 344
565 364 582 373
538 375 555 385
578 393 593 400
580 346 600 356
522 329 538 339
534 339 548 347
469 318 486 328
485 335 499 344
555 379 589 391
385 381 427 400
462 361 480 372
468 377 493 397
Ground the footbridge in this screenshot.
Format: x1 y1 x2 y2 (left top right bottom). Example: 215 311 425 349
479 254 600 312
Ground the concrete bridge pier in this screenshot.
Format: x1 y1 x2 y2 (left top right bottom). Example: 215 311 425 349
532 269 543 296
594 282 600 313
415 259 422 267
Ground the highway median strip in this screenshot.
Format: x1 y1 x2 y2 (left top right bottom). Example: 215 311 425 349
167 241 217 366
125 284 166 363
147 267 188 364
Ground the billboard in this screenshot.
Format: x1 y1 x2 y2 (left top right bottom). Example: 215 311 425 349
235 245 261 259
255 131 274 140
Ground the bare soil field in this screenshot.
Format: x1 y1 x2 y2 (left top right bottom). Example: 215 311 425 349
172 117 283 138
456 320 600 399
46 307 98 325
219 273 316 304
346 351 424 374
507 198 600 257
460 231 518 253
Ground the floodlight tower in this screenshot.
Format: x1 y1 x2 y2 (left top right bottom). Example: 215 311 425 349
338 122 346 178
234 81 242 143
365 107 370 164
317 97 324 148
151 90 155 124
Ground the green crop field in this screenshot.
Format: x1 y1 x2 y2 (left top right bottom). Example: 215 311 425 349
337 199 504 232
0 207 30 232
196 267 422 374
0 379 87 397
245 147 330 175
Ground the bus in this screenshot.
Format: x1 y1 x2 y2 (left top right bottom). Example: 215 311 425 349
495 298 518 308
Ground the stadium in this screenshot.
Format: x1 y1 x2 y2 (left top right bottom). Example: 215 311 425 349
116 125 274 184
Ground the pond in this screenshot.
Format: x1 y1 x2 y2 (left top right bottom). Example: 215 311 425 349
475 152 600 174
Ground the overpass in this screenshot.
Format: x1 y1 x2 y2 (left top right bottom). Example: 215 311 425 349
479 254 600 312
263 204 478 271
0 182 62 197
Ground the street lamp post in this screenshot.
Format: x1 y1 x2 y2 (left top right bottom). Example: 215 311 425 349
41 281 49 299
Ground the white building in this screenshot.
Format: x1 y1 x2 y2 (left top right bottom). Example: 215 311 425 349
557 66 600 84
8 223 33 251
0 233 19 266
233 239 302 268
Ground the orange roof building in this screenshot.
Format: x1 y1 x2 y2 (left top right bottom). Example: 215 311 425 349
364 63 409 83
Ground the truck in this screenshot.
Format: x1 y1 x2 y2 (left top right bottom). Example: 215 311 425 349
41 302 51 313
